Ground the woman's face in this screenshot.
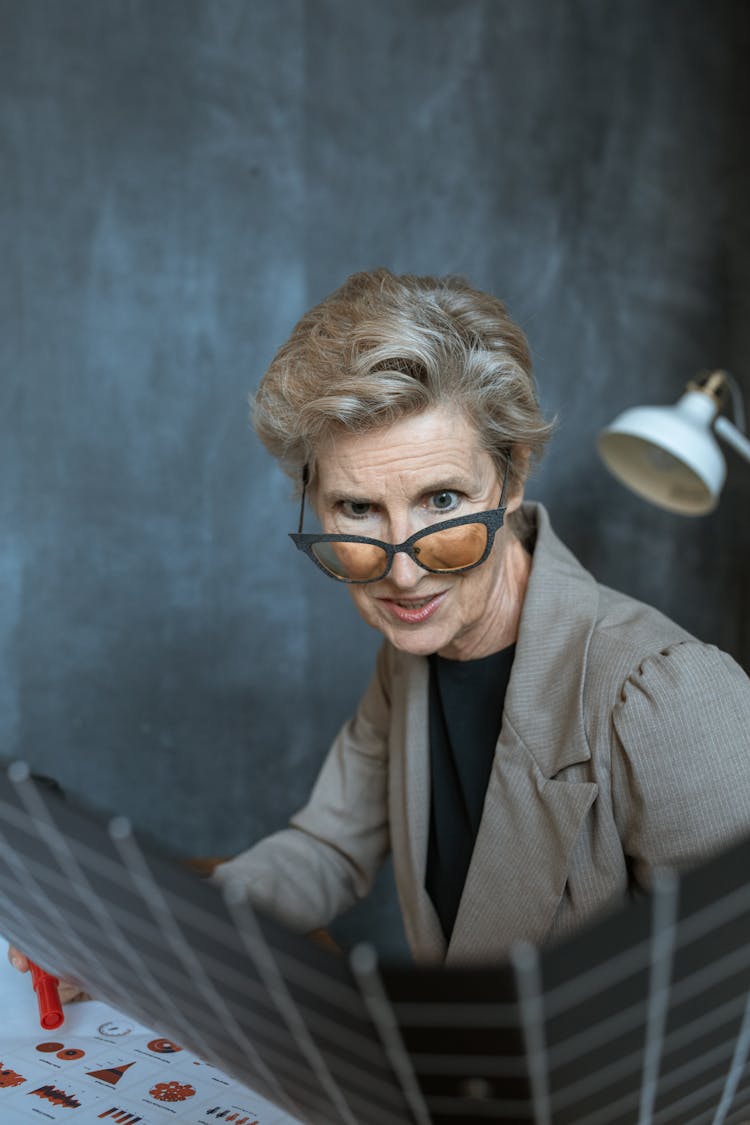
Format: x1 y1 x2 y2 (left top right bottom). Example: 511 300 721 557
313 406 525 660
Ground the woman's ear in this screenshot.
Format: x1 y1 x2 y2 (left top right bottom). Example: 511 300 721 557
511 444 532 482
506 444 531 509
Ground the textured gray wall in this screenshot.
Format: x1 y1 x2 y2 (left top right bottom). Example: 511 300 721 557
1 0 748 956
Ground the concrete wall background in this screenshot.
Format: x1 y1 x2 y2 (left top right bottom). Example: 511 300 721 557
1 0 748 955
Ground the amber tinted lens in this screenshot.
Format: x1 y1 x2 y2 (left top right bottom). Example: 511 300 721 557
312 540 389 581
412 522 488 571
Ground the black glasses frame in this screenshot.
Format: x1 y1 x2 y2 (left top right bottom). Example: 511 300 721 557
290 457 511 584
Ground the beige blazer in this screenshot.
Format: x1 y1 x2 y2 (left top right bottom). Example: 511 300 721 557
214 504 750 964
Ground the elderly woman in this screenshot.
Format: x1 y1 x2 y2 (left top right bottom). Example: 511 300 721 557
8 270 749 986
210 268 750 964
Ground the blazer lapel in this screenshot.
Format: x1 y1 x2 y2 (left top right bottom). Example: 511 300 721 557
448 503 602 962
447 720 598 962
388 652 446 962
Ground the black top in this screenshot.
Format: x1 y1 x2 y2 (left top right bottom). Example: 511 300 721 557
425 644 516 943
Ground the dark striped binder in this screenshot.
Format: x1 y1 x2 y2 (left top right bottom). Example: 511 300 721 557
0 760 748 1125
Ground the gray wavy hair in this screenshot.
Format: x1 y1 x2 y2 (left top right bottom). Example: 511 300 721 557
253 269 554 502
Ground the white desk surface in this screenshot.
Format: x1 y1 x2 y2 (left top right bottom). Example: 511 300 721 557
0 940 303 1124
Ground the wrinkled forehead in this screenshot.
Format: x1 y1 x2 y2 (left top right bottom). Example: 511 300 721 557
312 407 493 500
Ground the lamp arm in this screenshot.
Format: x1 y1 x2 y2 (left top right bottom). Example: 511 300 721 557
722 370 747 433
714 415 750 465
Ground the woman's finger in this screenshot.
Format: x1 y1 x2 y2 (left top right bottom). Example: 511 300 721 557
58 981 90 1004
7 946 29 972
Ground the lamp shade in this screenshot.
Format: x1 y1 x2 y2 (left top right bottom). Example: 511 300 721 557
597 390 726 515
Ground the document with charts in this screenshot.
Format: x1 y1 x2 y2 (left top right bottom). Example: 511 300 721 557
0 997 302 1125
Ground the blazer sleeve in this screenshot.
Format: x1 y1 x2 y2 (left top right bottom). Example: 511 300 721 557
611 640 750 889
211 644 392 932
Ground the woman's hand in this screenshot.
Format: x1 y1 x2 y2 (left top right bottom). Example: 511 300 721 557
7 945 89 1004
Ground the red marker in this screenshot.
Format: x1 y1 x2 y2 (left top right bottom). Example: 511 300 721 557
28 961 64 1030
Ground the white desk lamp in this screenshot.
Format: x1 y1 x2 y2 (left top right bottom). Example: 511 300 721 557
598 370 750 514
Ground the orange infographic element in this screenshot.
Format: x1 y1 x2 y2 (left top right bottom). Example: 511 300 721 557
56 1047 85 1061
149 1080 196 1103
35 1041 86 1060
29 1083 81 1108
87 1062 135 1085
147 1037 182 1054
98 1110 144 1122
0 1062 26 1088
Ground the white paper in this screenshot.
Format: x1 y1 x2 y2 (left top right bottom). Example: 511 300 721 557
1 943 305 1125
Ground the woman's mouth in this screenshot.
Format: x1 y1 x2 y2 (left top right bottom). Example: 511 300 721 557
379 591 447 623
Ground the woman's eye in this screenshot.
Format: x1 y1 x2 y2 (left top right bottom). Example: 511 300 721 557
340 500 372 519
430 490 460 512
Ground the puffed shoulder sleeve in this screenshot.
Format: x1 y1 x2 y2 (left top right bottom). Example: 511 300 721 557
211 643 392 932
611 641 750 887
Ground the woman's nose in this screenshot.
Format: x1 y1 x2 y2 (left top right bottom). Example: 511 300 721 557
387 549 424 589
